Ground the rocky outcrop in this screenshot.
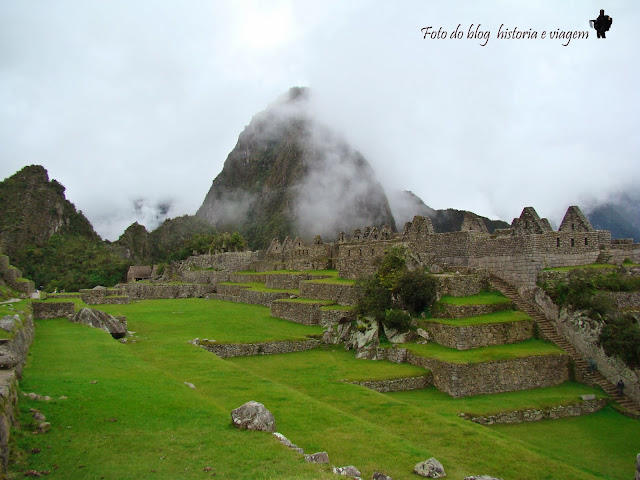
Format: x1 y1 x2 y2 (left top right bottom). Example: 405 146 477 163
304 452 329 464
414 457 446 478
70 308 127 339
230 401 276 433
332 466 361 477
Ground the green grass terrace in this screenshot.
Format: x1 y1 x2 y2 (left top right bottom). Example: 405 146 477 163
402 338 565 364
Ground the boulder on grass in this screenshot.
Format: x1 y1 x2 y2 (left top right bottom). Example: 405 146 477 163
304 452 329 464
414 457 446 478
230 401 276 433
372 472 393 480
71 308 127 339
332 465 361 476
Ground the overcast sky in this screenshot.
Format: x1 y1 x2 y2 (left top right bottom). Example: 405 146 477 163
1 1 638 240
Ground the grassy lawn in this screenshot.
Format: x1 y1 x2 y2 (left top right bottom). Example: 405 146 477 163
218 281 298 294
438 291 511 305
96 298 323 344
424 310 532 326
9 298 639 479
542 264 618 272
402 339 564 364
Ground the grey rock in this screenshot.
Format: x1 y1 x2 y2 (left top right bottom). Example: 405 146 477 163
230 401 276 433
0 314 20 332
414 457 446 478
372 472 392 480
383 324 417 344
273 432 294 447
580 394 596 401
333 466 361 476
636 453 640 480
71 308 127 339
184 382 196 389
430 264 444 274
304 452 329 464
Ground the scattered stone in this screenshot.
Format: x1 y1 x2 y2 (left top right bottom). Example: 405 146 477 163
71 308 127 339
580 394 596 401
416 328 430 341
430 264 444 274
464 476 503 480
272 432 302 452
90 380 98 384
203 466 214 472
119 338 128 344
184 382 196 389
31 410 46 422
37 422 51 433
304 452 329 464
104 418 118 422
372 472 393 480
26 392 43 401
414 457 446 478
333 465 361 476
59 396 68 400
43 396 51 401
30 448 41 454
230 401 276 433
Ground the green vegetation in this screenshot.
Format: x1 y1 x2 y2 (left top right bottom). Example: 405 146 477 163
320 304 354 312
542 263 618 272
355 248 438 333
274 298 334 305
438 291 511 306
10 298 637 479
539 266 640 368
402 339 564 364
219 281 298 294
425 310 533 326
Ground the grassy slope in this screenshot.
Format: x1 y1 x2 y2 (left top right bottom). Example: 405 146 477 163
10 298 640 479
542 264 618 272
438 291 512 305
424 310 532 326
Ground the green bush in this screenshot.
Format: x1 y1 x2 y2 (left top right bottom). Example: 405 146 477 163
599 314 640 368
355 275 392 323
394 269 438 315
383 309 412 332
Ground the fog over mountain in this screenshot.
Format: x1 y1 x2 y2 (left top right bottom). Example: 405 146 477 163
1 1 638 240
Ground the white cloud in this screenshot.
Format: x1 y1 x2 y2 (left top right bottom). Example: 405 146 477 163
1 0 638 240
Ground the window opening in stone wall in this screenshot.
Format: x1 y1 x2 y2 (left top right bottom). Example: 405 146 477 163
347 250 350 257
556 238 560 247
371 249 374 256
585 238 588 246
571 238 575 247
571 223 575 231
359 248 362 256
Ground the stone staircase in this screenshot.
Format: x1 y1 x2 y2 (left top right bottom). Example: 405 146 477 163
489 275 640 416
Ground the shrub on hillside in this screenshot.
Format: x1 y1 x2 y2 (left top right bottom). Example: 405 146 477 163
394 269 438 315
355 275 392 323
383 309 412 333
598 314 640 368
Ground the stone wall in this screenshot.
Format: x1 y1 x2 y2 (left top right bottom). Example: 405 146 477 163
347 374 433 393
265 273 323 290
0 310 35 471
423 319 533 350
521 285 640 404
405 352 570 397
434 273 488 297
32 301 75 319
200 339 321 358
208 286 292 307
229 273 267 283
461 398 607 425
183 251 263 272
0 370 19 470
298 282 359 306
176 270 230 284
431 302 513 319
124 283 216 300
612 292 640 309
271 301 325 325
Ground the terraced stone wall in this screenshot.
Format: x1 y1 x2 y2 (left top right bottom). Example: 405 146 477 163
271 301 324 325
200 339 321 358
124 283 215 300
32 301 75 319
298 282 358 306
431 302 513 319
347 374 433 393
405 352 570 397
434 273 488 297
424 320 533 350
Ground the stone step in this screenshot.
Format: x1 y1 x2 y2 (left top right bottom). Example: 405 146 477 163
489 275 640 415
